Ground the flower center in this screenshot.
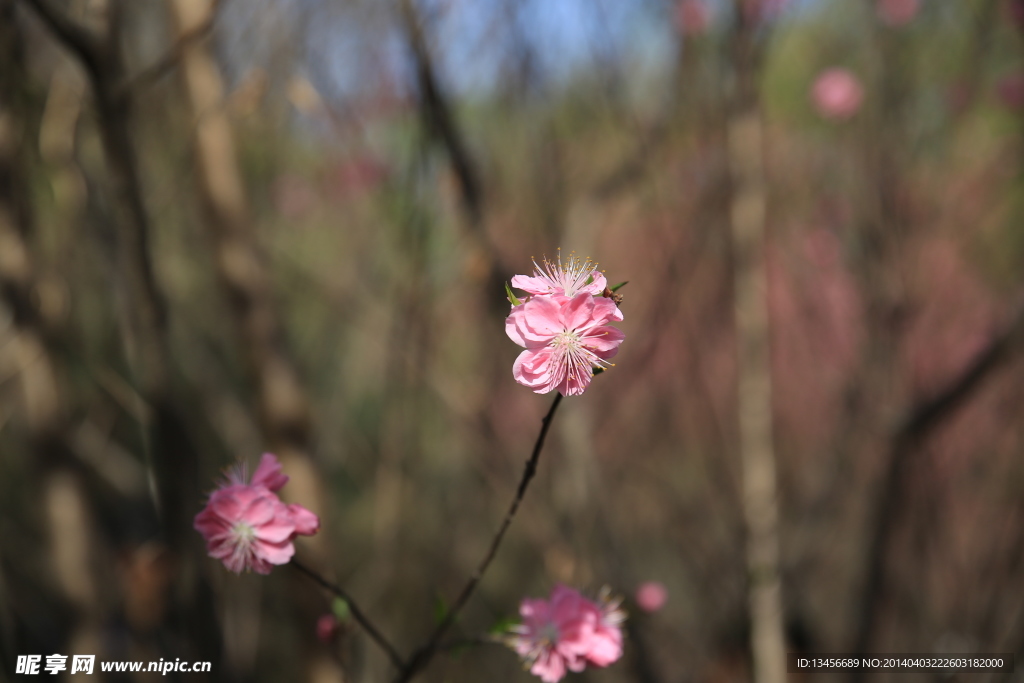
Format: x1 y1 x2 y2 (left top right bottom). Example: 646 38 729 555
231 520 257 546
534 251 597 297
538 621 561 645
552 330 583 351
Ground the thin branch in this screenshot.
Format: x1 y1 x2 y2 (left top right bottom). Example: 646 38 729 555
117 0 222 94
849 305 1024 681
396 393 564 683
291 558 407 670
399 0 483 228
18 0 102 74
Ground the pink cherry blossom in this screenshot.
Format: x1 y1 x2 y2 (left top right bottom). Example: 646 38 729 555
635 581 668 612
506 292 624 396
316 614 339 643
509 585 625 682
194 453 319 574
742 0 788 22
811 68 864 120
876 0 920 26
997 73 1024 111
674 0 710 36
1008 0 1024 30
511 252 607 301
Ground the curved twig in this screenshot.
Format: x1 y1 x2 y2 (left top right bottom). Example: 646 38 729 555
291 558 407 670
395 393 563 683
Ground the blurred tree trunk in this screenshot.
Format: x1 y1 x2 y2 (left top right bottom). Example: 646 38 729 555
165 1 337 679
165 0 323 509
0 0 101 659
19 0 222 670
727 4 786 683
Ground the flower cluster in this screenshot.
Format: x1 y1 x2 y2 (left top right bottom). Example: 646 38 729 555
506 585 625 683
506 253 625 396
193 453 319 574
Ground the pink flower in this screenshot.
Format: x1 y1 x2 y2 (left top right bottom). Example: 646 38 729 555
635 581 668 612
674 0 710 36
742 0 788 22
876 0 920 26
506 292 624 396
510 252 606 302
811 68 864 120
997 73 1024 111
316 614 340 643
509 585 625 683
194 453 319 574
1008 0 1024 30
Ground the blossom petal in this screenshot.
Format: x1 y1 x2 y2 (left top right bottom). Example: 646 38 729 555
513 348 560 393
254 538 296 566
522 296 563 337
511 274 555 295
288 504 320 536
561 293 596 332
505 306 528 347
251 453 289 491
582 326 625 354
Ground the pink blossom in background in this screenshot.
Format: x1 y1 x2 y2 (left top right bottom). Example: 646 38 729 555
511 252 607 302
271 174 317 219
811 68 864 120
1008 0 1024 30
506 292 625 396
316 614 339 643
323 156 390 200
674 0 710 36
876 0 920 26
508 585 625 682
997 73 1024 110
742 0 788 22
635 581 668 612
193 453 319 574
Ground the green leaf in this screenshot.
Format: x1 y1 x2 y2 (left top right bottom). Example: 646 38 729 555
593 367 605 376
585 274 594 285
433 593 451 625
610 281 629 292
505 282 522 306
332 597 350 623
489 616 518 636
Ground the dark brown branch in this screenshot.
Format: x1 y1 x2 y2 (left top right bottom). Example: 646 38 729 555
850 306 1024 681
18 0 103 74
395 393 564 683
399 0 483 228
291 559 406 670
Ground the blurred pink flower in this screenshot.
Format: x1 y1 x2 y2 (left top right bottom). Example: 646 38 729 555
635 581 668 612
194 453 319 574
511 252 607 302
997 73 1024 110
271 174 317 219
509 585 625 682
877 0 920 26
811 68 864 120
316 614 339 643
674 0 710 36
742 0 788 21
1008 0 1024 30
506 292 624 396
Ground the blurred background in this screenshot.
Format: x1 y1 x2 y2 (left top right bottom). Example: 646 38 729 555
2 0 1024 681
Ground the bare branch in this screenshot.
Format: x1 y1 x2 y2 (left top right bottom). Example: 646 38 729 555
850 305 1024 680
395 394 564 683
118 0 222 93
18 0 103 73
